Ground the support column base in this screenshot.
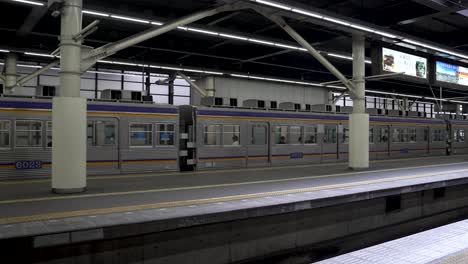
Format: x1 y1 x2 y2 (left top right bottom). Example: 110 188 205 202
52 187 86 194
349 113 370 170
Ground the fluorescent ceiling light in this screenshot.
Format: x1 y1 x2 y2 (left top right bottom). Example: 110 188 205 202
328 53 352 60
187 27 219 35
323 17 350 26
231 74 249 78
350 24 375 33
374 31 397 39
161 66 183 71
24 52 57 58
110 15 150 24
151 21 163 26
82 10 109 17
220 33 248 41
253 0 291 11
0 49 10 53
274 43 301 50
12 0 44 6
203 71 223 75
248 38 275 46
177 26 188 31
291 8 323 19
17 64 42 69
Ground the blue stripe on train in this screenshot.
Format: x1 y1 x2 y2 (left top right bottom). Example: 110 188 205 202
0 101 178 114
196 110 446 125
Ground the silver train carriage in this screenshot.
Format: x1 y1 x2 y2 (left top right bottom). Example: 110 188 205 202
0 97 180 179
180 106 462 171
0 97 465 178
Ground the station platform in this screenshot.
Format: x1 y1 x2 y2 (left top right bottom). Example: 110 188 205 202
2 155 468 263
316 218 468 264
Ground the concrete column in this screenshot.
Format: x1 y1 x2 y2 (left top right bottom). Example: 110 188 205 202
349 34 369 169
4 53 18 94
205 76 216 97
52 0 86 193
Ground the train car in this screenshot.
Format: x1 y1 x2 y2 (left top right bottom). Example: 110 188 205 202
181 105 451 171
450 119 468 155
0 97 180 179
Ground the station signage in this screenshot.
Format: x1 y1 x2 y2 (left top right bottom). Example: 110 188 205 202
436 61 468 86
382 48 428 79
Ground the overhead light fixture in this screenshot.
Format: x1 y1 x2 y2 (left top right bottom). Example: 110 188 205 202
204 71 223 75
220 33 248 41
327 53 372 64
11 0 44 6
17 64 42 69
0 49 10 53
248 38 275 46
291 8 323 19
253 0 291 11
151 21 163 26
324 17 350 27
82 10 109 17
110 15 150 24
24 52 58 58
187 27 219 36
403 38 468 60
274 43 301 50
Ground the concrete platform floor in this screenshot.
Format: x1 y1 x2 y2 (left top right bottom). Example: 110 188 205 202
1 155 468 226
316 218 468 264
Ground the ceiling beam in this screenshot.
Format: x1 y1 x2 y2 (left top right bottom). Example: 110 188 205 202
16 6 48 38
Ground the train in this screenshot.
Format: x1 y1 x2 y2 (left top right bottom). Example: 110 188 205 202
0 96 466 179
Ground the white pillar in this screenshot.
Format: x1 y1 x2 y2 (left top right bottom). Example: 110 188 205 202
349 34 369 169
52 0 86 193
4 53 18 94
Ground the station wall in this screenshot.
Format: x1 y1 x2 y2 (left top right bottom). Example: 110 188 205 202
192 76 330 106
1 64 191 105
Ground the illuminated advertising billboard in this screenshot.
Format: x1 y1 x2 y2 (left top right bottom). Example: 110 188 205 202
436 61 468 86
382 48 428 79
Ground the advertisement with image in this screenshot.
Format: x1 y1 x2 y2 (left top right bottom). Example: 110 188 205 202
382 48 427 79
436 61 468 86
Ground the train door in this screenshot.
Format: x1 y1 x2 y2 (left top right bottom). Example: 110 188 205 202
424 126 430 154
446 120 452 155
337 124 348 161
322 124 339 161
247 122 270 167
375 125 390 159
87 117 120 175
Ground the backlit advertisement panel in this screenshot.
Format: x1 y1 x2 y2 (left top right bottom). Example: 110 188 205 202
436 61 468 86
382 48 428 79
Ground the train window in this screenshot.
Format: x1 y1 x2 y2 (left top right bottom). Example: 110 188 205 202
454 130 459 142
409 128 417 143
252 125 267 145
157 124 175 146
46 121 52 148
96 121 116 146
401 128 408 143
432 129 444 142
0 120 10 148
342 127 349 144
223 125 240 146
324 126 337 144
460 130 465 142
15 120 42 147
275 126 289 144
304 126 317 144
289 126 303 144
204 125 221 146
87 122 94 146
129 123 153 147
378 127 389 143
392 128 400 143
369 128 374 144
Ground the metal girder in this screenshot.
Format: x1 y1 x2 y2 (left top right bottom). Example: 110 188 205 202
252 6 357 95
16 6 48 38
82 4 240 71
16 60 59 87
177 71 207 97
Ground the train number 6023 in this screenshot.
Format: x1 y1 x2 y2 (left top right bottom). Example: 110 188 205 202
15 160 43 170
